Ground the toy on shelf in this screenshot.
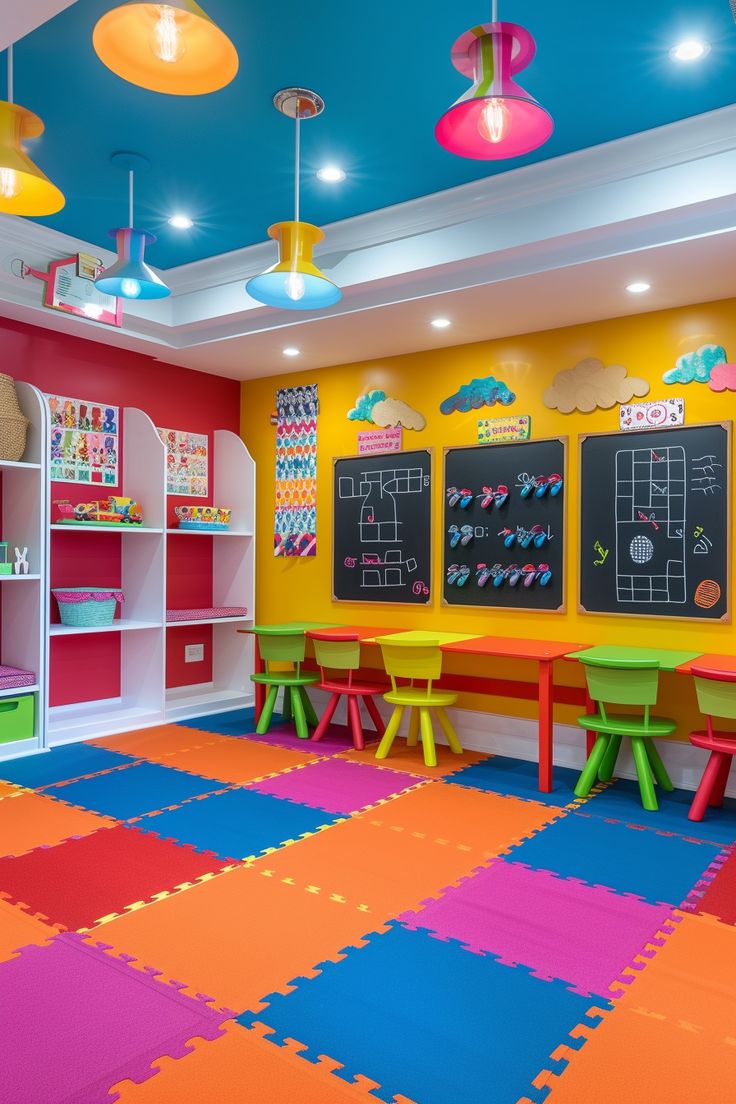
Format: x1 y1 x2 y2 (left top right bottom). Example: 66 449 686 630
52 588 124 628
54 497 144 526
0 373 29 462
174 505 231 531
0 542 11 575
14 547 29 575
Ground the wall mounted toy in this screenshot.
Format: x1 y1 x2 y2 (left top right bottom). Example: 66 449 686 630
543 358 649 413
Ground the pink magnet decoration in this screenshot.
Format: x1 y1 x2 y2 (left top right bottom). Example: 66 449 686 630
435 21 553 160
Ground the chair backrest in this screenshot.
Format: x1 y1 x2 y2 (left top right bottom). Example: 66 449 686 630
257 630 307 669
580 657 660 709
376 637 443 690
691 666 736 722
309 633 361 673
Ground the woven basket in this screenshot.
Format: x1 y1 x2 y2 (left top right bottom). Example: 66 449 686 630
0 374 28 462
53 587 124 628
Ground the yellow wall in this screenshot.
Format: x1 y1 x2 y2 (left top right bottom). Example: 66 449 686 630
240 297 736 737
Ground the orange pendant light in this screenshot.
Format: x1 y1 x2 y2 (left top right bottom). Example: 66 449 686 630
0 47 64 216
93 2 238 96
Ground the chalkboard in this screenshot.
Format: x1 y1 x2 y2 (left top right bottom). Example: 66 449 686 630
442 439 566 611
579 423 731 621
332 450 432 604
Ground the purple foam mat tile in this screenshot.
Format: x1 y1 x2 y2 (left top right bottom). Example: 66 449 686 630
249 757 418 814
396 858 676 999
243 722 378 756
0 932 232 1104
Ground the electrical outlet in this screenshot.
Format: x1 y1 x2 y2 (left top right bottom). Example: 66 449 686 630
185 643 204 663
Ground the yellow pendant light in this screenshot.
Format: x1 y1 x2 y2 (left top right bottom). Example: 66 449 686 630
93 2 238 96
0 46 64 216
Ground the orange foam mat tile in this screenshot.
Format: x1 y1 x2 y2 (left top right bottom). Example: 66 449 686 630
337 738 487 779
0 897 60 964
0 780 21 800
365 780 561 855
526 1004 736 1104
141 739 321 785
87 724 226 759
112 1020 374 1104
95 863 383 1012
0 790 116 858
261 814 491 917
612 911 736 1039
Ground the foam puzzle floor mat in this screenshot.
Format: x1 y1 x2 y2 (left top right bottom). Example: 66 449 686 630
0 716 734 1103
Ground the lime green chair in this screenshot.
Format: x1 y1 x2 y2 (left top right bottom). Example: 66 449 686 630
574 656 676 811
374 636 461 768
250 627 319 739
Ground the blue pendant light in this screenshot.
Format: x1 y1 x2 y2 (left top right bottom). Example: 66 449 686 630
95 153 170 301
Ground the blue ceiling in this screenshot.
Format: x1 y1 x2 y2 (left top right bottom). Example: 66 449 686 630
7 0 736 269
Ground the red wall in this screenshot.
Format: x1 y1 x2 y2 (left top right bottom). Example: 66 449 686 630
1 317 241 706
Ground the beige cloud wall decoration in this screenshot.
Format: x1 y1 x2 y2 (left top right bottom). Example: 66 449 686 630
372 397 426 431
543 357 650 414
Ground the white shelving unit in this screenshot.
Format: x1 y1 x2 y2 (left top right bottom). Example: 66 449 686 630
43 414 255 747
164 429 255 723
0 383 48 759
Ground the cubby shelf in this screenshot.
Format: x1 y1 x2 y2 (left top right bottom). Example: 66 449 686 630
166 529 253 537
0 574 41 581
50 620 163 636
50 524 164 534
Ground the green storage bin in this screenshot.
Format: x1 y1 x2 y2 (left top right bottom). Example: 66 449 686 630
0 694 35 745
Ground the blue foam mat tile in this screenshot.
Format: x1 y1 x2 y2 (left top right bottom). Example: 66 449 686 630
45 761 221 819
583 778 736 846
0 743 136 790
449 754 580 807
177 707 289 737
507 809 723 906
239 922 610 1104
136 786 339 861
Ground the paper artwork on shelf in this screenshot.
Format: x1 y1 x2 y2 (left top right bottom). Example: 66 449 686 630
157 428 209 497
543 358 649 414
47 394 119 485
440 375 516 415
620 397 685 431
274 384 318 557
347 390 425 430
662 344 729 388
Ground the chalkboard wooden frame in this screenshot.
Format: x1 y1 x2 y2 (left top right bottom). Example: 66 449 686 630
442 437 567 614
331 448 433 606
578 422 732 623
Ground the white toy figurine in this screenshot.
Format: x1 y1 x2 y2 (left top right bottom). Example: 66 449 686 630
14 547 28 575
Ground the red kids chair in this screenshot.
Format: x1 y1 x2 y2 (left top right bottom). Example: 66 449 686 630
687 665 736 822
306 630 386 750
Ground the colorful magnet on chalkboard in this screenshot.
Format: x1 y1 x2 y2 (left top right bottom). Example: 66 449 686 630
538 563 552 586
478 485 495 509
494 484 509 507
448 524 462 548
520 477 537 499
459 488 474 508
534 475 551 498
446 562 462 584
507 564 523 586
518 528 533 549
532 525 548 549
456 565 471 587
521 563 537 587
476 563 492 587
447 486 462 507
460 524 474 546
499 527 516 548
549 473 563 496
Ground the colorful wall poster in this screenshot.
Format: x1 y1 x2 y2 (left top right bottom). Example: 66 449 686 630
47 394 119 485
157 428 209 497
477 414 531 443
274 384 318 556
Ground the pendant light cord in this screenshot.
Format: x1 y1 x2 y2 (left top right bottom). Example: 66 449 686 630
7 44 13 103
294 109 301 223
128 169 134 229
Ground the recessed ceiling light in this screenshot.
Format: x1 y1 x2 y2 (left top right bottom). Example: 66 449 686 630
626 281 651 294
316 165 346 183
283 347 300 357
431 317 451 329
670 39 709 62
168 213 193 230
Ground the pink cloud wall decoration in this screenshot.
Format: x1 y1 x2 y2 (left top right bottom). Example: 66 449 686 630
709 362 736 392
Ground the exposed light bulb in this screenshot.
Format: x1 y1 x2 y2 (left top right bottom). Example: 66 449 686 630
284 271 306 302
120 278 142 298
0 168 21 199
670 39 709 62
477 97 511 144
151 5 186 64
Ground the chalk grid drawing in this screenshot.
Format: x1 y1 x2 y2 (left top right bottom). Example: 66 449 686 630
615 446 686 603
338 465 423 589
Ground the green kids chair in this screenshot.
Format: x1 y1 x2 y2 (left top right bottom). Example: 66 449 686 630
374 636 462 768
574 656 676 811
249 626 319 740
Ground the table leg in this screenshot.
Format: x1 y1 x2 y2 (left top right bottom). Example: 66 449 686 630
254 637 265 723
584 688 596 756
538 659 553 793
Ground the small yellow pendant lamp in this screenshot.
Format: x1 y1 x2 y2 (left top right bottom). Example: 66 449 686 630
93 1 238 96
246 88 341 311
0 45 64 216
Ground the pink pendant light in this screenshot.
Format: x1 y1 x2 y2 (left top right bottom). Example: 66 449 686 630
435 3 552 161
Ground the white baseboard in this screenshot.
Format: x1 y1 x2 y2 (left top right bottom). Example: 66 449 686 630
306 688 733 798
